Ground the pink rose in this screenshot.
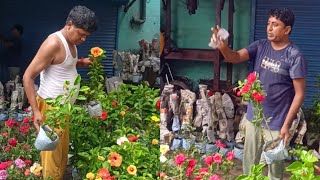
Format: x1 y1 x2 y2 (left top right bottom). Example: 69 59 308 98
226 151 235 161
185 167 194 177
174 153 187 166
212 153 222 164
247 72 256 84
188 159 196 168
241 83 251 93
204 156 214 165
209 174 221 180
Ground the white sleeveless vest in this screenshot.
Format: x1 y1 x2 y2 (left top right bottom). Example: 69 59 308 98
37 31 79 102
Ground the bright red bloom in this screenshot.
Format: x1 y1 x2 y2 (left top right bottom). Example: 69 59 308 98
8 138 18 147
204 156 214 165
5 119 18 127
23 118 29 124
156 99 161 110
199 168 209 177
98 168 111 179
241 83 251 94
247 72 256 84
252 92 265 102
215 140 226 149
188 158 196 168
25 160 32 165
209 174 221 180
128 135 139 142
186 167 194 177
4 147 10 152
100 111 108 120
174 153 187 166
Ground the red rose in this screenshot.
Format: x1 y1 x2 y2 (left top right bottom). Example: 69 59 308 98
23 118 29 124
188 159 196 168
186 167 194 177
253 92 265 102
247 72 256 84
5 119 18 127
5 147 10 152
8 138 17 147
25 160 32 165
241 83 251 94
204 156 214 165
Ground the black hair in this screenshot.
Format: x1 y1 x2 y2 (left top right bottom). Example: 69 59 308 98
269 8 295 28
66 5 98 33
12 24 24 35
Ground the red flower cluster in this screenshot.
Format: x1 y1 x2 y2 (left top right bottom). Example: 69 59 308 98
175 153 187 166
5 119 19 127
237 72 265 103
128 135 139 142
0 161 12 170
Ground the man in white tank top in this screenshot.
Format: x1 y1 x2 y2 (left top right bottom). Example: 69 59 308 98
23 5 97 180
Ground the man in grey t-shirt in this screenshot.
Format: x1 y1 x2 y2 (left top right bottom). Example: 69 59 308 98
210 8 307 179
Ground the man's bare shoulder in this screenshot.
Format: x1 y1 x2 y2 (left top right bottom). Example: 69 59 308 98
40 34 62 52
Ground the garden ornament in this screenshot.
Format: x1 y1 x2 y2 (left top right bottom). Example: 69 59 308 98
222 93 234 119
17 86 24 110
214 92 228 140
10 90 18 110
180 89 196 125
199 84 208 99
160 84 174 144
293 109 307 145
150 38 160 57
193 99 204 128
105 76 123 94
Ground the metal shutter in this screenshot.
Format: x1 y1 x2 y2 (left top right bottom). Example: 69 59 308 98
252 0 320 107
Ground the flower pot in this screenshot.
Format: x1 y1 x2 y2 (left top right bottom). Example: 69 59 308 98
262 139 288 164
233 144 244 161
205 143 219 154
0 111 8 121
87 100 102 117
34 125 59 151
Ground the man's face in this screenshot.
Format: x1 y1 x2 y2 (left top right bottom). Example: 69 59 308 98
266 16 291 42
67 22 91 45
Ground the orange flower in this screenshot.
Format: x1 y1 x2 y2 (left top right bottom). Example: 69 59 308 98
90 47 104 57
127 165 137 175
108 152 122 167
120 111 126 117
152 139 159 145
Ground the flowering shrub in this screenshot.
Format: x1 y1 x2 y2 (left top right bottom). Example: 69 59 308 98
0 114 44 179
159 142 236 180
237 72 268 127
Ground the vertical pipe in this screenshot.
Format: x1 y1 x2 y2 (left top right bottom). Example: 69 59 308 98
165 0 171 52
226 0 234 88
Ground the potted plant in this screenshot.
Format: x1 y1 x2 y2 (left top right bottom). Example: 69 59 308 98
34 74 89 151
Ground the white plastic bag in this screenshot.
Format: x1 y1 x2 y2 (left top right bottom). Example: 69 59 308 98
34 125 59 151
262 139 288 164
88 100 102 117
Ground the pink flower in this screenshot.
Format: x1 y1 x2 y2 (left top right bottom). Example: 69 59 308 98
247 72 256 84
1 132 8 137
226 151 235 161
24 169 30 176
185 167 194 177
204 156 214 165
188 159 196 168
209 174 221 180
0 170 8 180
175 153 187 166
4 147 10 152
194 176 202 180
14 158 26 169
215 140 226 149
212 153 222 164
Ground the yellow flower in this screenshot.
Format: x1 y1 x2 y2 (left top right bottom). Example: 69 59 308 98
151 116 160 122
108 152 123 167
160 144 170 155
120 111 126 117
95 178 102 180
152 139 159 145
98 155 105 161
127 165 137 175
30 163 42 177
90 47 104 57
86 172 95 180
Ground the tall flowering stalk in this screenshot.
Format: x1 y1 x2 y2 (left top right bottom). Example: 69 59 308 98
87 47 107 101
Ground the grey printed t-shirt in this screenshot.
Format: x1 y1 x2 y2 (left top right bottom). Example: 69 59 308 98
245 39 307 130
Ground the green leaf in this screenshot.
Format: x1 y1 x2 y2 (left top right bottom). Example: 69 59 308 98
79 86 90 92
65 80 70 86
74 74 81 85
77 95 87 101
45 98 54 104
286 161 303 171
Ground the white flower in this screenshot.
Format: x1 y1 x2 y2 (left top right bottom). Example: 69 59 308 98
160 155 167 163
117 137 129 145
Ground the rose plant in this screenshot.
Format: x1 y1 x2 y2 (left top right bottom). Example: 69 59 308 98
237 72 268 127
0 114 45 179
